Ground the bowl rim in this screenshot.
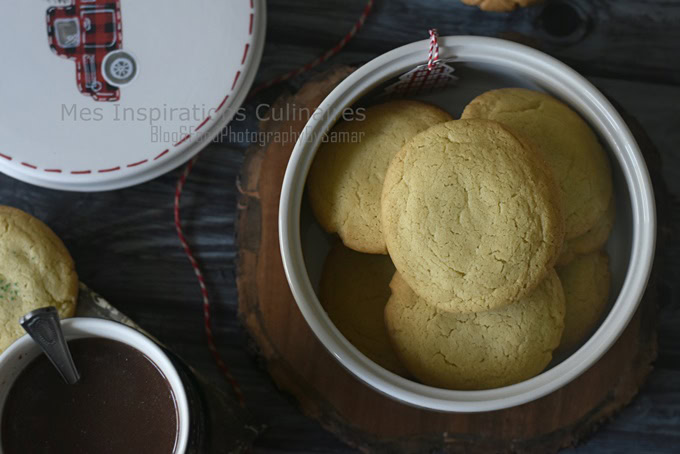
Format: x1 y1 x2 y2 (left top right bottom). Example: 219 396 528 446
278 35 656 412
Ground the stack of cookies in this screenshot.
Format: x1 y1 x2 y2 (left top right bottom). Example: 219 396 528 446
308 89 614 390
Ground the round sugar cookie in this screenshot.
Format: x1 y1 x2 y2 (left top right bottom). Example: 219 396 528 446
319 242 407 376
307 100 453 254
556 251 611 353
384 270 565 390
381 119 564 313
462 88 613 239
0 207 78 353
557 198 615 266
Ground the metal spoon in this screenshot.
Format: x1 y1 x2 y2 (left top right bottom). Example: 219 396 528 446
19 307 80 384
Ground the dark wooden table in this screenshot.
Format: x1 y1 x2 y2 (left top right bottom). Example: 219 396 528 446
2 1 679 452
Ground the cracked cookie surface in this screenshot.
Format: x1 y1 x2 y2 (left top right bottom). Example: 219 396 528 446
319 242 408 376
381 119 564 313
0 206 78 353
462 88 613 240
557 198 615 266
556 251 611 354
307 100 453 254
384 270 565 390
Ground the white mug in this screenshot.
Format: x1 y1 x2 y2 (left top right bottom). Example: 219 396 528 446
0 318 190 454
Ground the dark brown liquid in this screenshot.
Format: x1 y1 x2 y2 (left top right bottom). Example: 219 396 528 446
2 338 178 454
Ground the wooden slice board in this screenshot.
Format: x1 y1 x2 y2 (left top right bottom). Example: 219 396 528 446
236 66 666 453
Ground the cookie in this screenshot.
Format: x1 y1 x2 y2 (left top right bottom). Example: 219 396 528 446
0 207 78 353
461 0 543 12
557 198 615 266
381 119 564 313
462 88 613 240
307 100 453 254
556 251 611 353
319 242 407 376
385 270 565 390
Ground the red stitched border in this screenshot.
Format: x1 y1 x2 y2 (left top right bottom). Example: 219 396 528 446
5 0 256 177
174 134 192 147
241 43 250 64
154 149 170 160
216 94 230 112
127 159 148 168
195 116 211 132
98 166 121 173
231 71 241 90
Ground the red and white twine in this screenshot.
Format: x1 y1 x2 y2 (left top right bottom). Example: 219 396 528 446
174 156 247 407
249 0 374 97
174 0 375 405
428 28 440 70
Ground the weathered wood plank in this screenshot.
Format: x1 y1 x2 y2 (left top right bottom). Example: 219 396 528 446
261 0 680 85
0 1 679 451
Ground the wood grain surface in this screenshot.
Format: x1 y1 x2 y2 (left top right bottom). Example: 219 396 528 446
0 1 679 452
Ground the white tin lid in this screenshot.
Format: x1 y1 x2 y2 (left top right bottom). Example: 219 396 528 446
0 0 265 191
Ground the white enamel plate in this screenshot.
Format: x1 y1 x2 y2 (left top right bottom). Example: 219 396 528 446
0 0 265 191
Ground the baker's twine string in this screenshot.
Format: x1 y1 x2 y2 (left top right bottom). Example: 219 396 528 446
173 156 247 407
249 0 375 98
428 28 440 70
173 0 375 405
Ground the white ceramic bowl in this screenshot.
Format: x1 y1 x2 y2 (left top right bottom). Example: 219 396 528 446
279 36 656 412
0 318 190 453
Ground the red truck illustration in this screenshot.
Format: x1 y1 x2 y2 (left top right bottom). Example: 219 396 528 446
46 0 137 102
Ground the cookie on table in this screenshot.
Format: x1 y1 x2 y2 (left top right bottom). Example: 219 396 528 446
462 88 613 240
0 207 78 353
307 100 453 254
381 119 564 313
385 270 565 390
319 242 407 376
556 251 611 353
557 198 615 266
461 0 543 12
